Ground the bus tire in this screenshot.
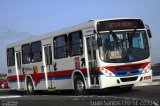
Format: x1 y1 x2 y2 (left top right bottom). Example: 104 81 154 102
74 75 86 95
26 78 34 95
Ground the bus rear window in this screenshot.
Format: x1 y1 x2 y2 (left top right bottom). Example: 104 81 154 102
7 48 15 66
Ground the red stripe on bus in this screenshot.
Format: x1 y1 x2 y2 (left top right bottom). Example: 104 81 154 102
7 68 88 81
103 62 150 72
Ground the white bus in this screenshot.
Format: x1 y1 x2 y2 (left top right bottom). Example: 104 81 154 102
7 18 152 95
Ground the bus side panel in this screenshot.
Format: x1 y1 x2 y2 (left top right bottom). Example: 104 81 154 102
55 79 73 90
54 58 87 90
7 47 19 90
7 66 19 90
53 30 88 90
53 58 75 90
21 62 47 90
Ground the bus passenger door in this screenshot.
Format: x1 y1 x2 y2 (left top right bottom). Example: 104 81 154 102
43 44 55 89
86 35 99 86
15 51 23 90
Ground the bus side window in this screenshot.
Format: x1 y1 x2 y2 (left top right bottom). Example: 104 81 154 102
31 41 42 62
22 44 31 64
69 31 83 56
7 48 15 66
54 34 68 59
86 38 91 60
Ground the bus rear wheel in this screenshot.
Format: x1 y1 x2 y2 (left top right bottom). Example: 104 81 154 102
74 75 86 95
26 79 34 95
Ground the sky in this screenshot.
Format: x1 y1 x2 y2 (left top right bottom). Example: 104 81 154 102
0 0 160 73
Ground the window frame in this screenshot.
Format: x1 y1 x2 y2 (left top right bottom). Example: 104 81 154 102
22 43 31 64
44 45 52 65
31 41 42 63
68 31 83 56
7 48 15 66
53 34 68 59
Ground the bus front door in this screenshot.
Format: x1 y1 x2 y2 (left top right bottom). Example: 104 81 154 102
86 35 99 86
43 44 55 89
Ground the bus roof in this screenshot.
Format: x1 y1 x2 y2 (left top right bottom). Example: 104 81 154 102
6 17 142 48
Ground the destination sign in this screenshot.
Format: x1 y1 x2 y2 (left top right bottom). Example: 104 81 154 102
97 19 145 31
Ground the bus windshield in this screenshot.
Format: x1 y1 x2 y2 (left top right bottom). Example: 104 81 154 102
99 30 149 63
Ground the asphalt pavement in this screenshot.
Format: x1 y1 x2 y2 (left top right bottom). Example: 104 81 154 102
0 85 160 106
0 69 160 106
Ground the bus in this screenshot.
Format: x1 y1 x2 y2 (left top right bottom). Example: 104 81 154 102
6 18 152 95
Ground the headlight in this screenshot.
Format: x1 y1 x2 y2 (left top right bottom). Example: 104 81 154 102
141 64 151 73
99 67 115 77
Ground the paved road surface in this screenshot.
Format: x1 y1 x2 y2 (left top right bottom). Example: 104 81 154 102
0 85 160 106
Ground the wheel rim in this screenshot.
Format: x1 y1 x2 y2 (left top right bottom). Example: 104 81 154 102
28 82 33 93
76 80 84 91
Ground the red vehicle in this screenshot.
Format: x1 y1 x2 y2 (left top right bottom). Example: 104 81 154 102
0 79 8 88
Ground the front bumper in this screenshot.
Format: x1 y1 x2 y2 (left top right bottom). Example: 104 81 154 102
99 70 152 88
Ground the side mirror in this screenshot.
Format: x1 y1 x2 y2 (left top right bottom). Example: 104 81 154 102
145 24 152 38
147 29 152 38
97 37 102 47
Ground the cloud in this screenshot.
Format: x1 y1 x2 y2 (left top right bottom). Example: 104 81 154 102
0 26 30 40
0 26 32 73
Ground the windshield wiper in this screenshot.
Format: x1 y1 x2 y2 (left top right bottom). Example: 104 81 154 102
109 30 120 44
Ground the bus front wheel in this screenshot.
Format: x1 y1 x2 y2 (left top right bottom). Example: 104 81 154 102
26 79 34 95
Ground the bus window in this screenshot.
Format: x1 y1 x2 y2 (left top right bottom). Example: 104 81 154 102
22 44 31 64
44 45 52 65
31 41 42 62
69 31 83 56
54 35 68 59
86 38 91 60
7 48 15 66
